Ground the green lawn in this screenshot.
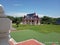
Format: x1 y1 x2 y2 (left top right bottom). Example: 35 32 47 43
11 30 60 45
13 24 60 33
11 24 60 45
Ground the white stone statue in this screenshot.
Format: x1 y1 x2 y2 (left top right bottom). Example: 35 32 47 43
0 4 6 17
0 4 12 45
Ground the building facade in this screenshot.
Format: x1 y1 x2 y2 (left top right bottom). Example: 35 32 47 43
22 13 40 25
56 19 60 25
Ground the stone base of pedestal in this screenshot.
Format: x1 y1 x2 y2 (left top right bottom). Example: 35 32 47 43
0 36 9 45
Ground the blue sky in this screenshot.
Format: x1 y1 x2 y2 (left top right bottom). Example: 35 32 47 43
0 0 60 17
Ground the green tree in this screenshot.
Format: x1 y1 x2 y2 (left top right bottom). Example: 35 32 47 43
41 16 53 24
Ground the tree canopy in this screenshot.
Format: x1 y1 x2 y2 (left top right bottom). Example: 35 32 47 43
7 16 60 25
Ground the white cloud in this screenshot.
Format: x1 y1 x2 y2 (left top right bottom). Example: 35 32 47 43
13 4 22 6
7 12 60 18
38 14 60 18
7 12 45 17
7 12 28 17
38 14 45 17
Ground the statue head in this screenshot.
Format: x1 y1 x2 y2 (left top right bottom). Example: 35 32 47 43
0 4 6 17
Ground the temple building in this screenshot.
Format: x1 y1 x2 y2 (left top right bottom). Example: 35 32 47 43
22 13 40 25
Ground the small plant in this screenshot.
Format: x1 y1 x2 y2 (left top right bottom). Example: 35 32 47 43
16 21 20 27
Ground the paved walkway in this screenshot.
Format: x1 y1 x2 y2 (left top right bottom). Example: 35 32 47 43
9 38 45 45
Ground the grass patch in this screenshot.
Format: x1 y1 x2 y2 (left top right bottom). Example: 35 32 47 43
13 24 60 33
11 24 60 45
11 30 60 45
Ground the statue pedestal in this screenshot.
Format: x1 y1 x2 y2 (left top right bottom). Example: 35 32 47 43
0 36 9 45
0 4 12 45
